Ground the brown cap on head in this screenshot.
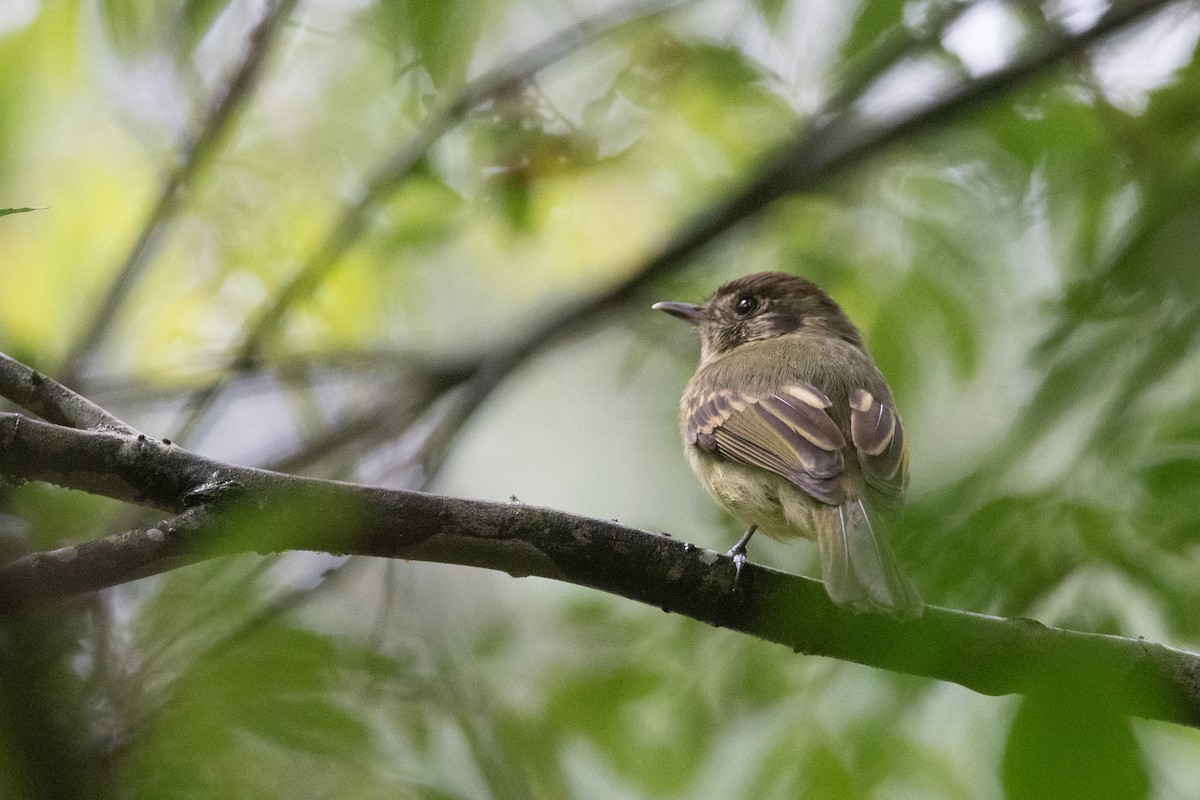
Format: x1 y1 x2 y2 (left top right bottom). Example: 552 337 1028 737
655 272 864 360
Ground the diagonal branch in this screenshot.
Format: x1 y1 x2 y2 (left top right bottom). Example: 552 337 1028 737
0 351 140 436
171 0 697 444
57 0 302 384
0 407 1198 729
413 0 1181 474
185 0 981 480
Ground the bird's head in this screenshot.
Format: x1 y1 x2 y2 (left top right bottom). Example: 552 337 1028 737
653 272 864 363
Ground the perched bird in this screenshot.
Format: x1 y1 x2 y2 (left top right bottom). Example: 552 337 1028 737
653 272 922 618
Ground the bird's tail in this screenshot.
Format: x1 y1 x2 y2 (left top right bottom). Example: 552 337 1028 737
813 498 923 619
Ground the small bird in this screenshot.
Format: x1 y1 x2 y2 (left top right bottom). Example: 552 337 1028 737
653 272 922 618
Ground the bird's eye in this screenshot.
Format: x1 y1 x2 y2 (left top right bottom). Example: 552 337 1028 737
734 295 758 316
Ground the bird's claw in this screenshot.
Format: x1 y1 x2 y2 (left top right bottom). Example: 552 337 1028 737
725 526 756 590
728 544 748 589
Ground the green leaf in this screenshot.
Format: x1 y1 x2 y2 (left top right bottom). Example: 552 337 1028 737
979 85 1120 271
869 273 978 402
488 170 533 232
134 556 273 672
1022 321 1128 439
914 274 977 379
377 0 492 89
1108 204 1200 296
1140 43 1200 170
98 0 169 54
179 0 234 55
97 0 233 61
839 0 908 68
378 165 464 249
0 207 44 217
1141 458 1200 503
1003 695 1148 800
747 0 790 28
151 622 381 758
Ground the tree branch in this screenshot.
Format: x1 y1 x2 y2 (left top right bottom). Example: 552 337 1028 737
57 0 302 384
0 387 1198 728
0 351 140 436
3 0 1196 738
172 0 696 444
167 0 1174 469
414 0 1181 474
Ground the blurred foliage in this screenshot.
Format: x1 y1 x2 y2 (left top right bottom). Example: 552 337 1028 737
3 0 1200 798
1003 695 1149 800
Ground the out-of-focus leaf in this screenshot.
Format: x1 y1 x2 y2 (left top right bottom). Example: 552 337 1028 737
1138 456 1200 549
99 0 235 59
613 35 796 170
2 483 125 551
490 168 534 230
179 0 233 54
99 0 162 53
377 165 464 249
1109 204 1200 295
134 556 273 677
545 661 657 734
1022 320 1128 439
984 86 1109 171
748 0 790 29
981 84 1121 272
869 273 978 402
0 207 44 217
126 620 401 796
462 85 599 232
533 602 723 793
376 0 492 89
1139 42 1200 172
839 0 908 69
0 610 97 800
1003 695 1148 800
801 743 858 798
917 492 1123 614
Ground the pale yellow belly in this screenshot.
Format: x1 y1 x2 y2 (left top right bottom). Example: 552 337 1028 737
685 447 819 542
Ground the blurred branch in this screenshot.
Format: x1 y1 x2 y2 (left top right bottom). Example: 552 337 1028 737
57 0 301 385
827 0 973 112
415 0 1181 474
263 391 433 476
170 0 1173 467
173 0 697 444
1 400 1199 728
181 0 980 476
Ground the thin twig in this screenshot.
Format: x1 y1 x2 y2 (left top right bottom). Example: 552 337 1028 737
414 0 1179 475
170 0 699 445
58 0 301 385
231 0 985 484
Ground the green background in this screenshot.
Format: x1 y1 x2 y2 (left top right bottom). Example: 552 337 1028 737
3 0 1200 797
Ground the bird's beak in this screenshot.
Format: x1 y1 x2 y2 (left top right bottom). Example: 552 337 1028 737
651 301 707 326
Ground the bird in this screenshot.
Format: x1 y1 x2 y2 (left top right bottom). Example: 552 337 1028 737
653 271 922 618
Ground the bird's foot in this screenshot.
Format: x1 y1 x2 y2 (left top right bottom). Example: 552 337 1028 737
726 526 757 590
727 543 748 588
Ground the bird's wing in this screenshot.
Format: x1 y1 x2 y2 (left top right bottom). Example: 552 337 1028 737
686 383 847 505
848 388 908 505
